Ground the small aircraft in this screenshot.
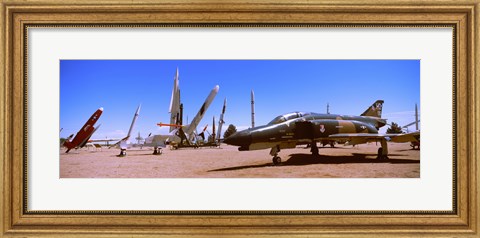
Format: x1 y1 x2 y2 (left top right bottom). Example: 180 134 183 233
224 100 420 165
63 107 103 153
144 68 220 154
89 104 141 156
110 104 141 156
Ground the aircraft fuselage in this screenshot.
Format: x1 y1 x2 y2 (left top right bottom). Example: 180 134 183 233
225 117 379 151
64 108 103 153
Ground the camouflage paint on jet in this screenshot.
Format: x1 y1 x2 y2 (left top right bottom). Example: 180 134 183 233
224 100 420 165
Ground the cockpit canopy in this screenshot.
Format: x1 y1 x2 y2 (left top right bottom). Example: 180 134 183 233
267 112 311 125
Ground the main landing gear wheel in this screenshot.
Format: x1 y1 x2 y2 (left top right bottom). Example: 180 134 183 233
153 148 162 155
269 145 282 166
118 149 126 157
377 148 389 160
272 156 282 166
311 143 319 157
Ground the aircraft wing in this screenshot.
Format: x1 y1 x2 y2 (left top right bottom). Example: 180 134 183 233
144 134 173 148
328 131 420 145
88 138 120 143
109 136 129 149
388 131 420 143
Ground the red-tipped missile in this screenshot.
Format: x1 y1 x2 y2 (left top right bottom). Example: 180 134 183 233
64 107 103 153
157 123 184 128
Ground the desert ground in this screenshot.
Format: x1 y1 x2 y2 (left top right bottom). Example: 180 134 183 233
60 142 420 178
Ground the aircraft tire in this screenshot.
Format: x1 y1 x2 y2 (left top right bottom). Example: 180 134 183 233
379 155 389 160
377 148 389 160
311 145 319 156
272 156 282 166
377 148 382 158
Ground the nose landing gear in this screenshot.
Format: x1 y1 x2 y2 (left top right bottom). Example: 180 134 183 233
270 145 282 166
153 147 163 155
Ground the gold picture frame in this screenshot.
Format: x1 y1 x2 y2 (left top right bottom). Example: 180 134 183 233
1 0 478 237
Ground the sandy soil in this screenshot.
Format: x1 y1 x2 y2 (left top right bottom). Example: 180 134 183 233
60 142 420 178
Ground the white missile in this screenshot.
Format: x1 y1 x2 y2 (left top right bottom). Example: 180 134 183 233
217 98 227 143
126 104 141 139
415 103 418 131
251 90 255 128
169 68 180 132
185 85 219 139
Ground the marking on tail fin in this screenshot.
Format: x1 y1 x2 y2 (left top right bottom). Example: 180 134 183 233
361 100 384 118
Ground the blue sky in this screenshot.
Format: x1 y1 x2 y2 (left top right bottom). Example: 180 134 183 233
60 60 420 140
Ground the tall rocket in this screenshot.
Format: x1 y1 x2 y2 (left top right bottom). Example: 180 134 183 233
415 103 418 131
251 90 255 128
217 98 226 143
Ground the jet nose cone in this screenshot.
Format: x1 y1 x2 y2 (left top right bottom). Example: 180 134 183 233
224 130 251 147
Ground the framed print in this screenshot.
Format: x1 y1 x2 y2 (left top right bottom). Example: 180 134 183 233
1 0 478 237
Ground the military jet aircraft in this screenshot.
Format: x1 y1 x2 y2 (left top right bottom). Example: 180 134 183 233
224 100 420 165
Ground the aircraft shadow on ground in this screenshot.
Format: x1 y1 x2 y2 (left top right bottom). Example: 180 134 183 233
302 146 348 150
283 153 418 166
208 153 419 172
111 153 161 157
397 149 420 152
208 163 275 172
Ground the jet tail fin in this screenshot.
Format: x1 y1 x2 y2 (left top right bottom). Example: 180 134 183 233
360 100 384 118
